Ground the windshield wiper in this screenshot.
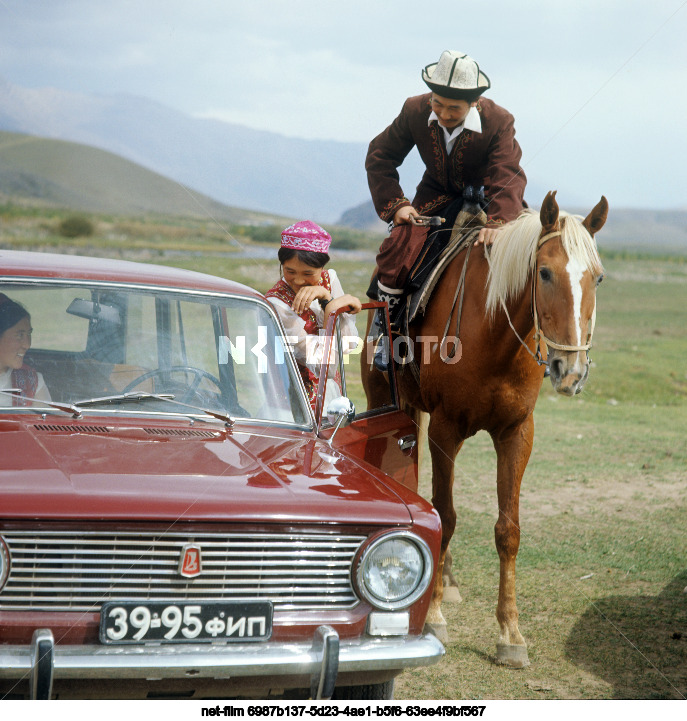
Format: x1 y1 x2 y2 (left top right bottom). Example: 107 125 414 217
2 388 235 426
73 391 235 427
0 388 84 418
74 391 175 407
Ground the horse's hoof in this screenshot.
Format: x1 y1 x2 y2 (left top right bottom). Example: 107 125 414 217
424 621 449 644
495 643 530 668
441 585 462 603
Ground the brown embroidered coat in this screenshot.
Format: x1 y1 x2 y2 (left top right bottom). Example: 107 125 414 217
366 93 527 228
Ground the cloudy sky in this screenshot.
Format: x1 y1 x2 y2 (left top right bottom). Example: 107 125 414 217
1 0 686 210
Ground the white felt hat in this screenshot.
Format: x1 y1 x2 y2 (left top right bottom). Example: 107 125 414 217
422 50 491 99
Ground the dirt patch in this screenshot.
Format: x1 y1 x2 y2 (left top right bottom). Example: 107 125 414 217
519 475 687 520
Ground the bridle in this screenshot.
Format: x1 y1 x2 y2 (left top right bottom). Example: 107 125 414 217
493 228 597 368
532 229 596 365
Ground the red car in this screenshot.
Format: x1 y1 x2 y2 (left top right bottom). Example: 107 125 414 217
0 250 443 700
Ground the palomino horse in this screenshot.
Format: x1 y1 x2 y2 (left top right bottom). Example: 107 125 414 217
362 191 608 667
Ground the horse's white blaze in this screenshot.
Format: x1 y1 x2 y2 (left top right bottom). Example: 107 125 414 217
566 256 586 348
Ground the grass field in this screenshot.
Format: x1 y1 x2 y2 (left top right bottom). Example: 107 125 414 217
156 242 687 700
1 210 685 700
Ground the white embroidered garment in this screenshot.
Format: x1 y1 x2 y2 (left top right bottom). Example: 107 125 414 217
267 268 359 374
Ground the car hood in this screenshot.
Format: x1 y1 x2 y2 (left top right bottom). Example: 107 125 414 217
0 419 412 525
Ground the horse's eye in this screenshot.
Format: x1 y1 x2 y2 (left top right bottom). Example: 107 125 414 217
539 267 552 283
596 273 604 287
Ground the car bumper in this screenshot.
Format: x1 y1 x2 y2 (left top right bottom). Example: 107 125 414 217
0 626 444 699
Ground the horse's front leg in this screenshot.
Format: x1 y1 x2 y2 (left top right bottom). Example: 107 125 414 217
490 414 534 668
424 412 463 643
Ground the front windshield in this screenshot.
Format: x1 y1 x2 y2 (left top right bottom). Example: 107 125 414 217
0 282 310 426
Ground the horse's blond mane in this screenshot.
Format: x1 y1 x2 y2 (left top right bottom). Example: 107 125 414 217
484 208 604 316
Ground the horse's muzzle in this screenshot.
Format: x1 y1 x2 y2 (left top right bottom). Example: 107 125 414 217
548 352 589 396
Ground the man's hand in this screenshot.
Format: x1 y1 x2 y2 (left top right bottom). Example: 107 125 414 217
393 205 420 225
474 226 501 247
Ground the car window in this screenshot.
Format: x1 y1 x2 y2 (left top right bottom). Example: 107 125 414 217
323 309 395 423
4 286 89 352
168 298 220 378
220 300 309 423
0 282 310 426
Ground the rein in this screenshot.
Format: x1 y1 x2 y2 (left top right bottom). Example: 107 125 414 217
488 228 596 368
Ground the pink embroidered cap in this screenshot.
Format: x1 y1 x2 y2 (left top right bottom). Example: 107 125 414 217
280 220 332 253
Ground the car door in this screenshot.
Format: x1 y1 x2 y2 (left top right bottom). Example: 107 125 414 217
314 303 419 493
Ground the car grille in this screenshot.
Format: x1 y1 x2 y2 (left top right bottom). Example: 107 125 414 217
0 531 365 612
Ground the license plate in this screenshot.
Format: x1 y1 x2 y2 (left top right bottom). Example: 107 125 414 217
99 601 273 644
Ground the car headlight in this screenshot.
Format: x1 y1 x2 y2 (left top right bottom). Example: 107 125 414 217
0 537 9 591
356 532 433 610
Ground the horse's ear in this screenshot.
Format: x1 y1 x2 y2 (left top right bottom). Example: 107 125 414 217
582 196 609 236
540 191 559 230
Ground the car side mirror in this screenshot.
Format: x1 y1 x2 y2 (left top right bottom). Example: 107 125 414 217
326 396 355 446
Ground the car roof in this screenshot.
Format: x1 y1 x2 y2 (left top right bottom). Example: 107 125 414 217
0 249 264 300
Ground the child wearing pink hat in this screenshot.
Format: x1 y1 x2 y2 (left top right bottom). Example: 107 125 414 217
265 220 362 411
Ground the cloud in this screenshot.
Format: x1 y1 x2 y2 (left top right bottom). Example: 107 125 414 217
0 0 685 208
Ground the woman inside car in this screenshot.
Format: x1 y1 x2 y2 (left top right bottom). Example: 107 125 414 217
0 293 51 406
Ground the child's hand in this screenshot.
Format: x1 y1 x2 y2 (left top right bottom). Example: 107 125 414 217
324 294 362 317
292 285 330 314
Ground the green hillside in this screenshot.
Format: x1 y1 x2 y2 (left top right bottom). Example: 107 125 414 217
0 130 274 223
2 130 685 257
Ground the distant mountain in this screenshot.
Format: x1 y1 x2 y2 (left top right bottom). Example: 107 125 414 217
2 76 685 253
337 200 388 233
2 126 684 254
0 75 589 226
592 207 687 254
0 130 278 222
0 75 375 223
338 198 687 254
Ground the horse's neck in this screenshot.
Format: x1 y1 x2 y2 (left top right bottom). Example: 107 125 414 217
491 276 536 358
417 252 535 364
470 254 536 360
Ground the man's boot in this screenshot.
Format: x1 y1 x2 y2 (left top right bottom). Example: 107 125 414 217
371 282 403 371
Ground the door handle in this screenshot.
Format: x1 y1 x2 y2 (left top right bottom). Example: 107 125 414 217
398 435 417 452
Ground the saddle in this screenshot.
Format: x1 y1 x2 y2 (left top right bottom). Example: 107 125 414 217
396 196 487 341
367 188 487 376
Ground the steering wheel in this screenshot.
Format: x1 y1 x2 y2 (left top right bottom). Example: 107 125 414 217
121 365 222 405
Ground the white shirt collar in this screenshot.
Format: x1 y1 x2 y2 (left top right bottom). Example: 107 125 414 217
429 106 481 154
428 105 482 136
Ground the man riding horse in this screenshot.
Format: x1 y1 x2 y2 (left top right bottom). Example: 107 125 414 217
366 50 528 326
363 51 609 666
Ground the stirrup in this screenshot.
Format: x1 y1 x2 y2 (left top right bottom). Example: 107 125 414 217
369 306 385 342
372 334 390 372
370 310 389 371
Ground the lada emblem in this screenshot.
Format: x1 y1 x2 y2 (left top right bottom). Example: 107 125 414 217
178 544 202 578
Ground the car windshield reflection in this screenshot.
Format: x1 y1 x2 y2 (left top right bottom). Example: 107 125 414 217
0 283 310 426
